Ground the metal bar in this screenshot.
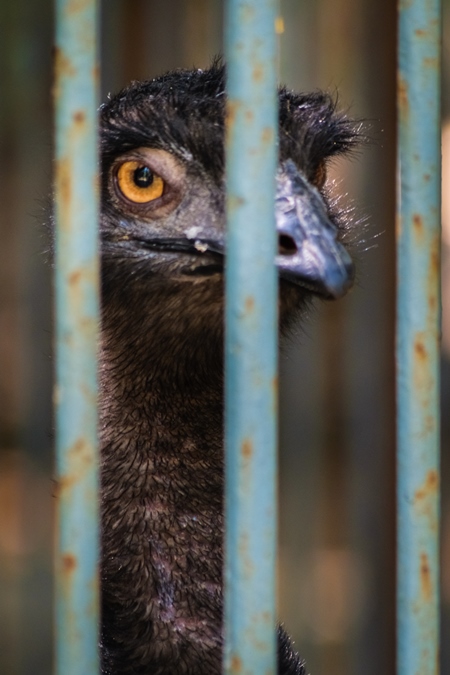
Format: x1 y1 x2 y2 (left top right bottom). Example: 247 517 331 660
224 2 279 674
54 1 100 674
397 0 441 673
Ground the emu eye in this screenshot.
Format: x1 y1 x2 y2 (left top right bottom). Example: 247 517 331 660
313 161 327 190
116 161 165 203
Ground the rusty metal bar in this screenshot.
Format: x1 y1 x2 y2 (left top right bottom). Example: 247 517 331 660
396 0 441 672
53 1 100 673
224 1 279 674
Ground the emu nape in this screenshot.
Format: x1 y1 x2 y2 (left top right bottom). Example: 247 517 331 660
99 62 359 675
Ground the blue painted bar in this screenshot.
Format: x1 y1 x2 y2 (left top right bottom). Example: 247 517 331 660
54 1 100 673
224 2 279 674
397 0 441 673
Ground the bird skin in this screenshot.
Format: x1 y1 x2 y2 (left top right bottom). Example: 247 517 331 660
98 61 360 675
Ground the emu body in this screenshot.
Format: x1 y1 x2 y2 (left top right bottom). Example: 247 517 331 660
98 63 359 674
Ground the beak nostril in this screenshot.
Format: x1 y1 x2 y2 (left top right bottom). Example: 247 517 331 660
278 234 298 256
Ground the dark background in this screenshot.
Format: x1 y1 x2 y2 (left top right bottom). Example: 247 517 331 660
0 1 448 673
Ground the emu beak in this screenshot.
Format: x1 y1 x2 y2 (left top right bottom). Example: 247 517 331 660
275 160 354 299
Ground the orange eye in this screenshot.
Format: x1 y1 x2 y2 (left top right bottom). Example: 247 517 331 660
313 161 327 190
116 161 165 203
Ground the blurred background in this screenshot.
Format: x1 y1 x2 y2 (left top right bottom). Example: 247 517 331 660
0 1 448 673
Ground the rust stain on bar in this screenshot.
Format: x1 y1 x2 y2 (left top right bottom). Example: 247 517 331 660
414 469 439 502
230 654 242 673
414 469 439 532
66 0 92 16
244 296 255 313
413 213 424 240
73 110 86 125
241 438 253 459
428 235 440 282
56 157 72 216
398 75 409 119
238 538 255 579
413 333 433 404
427 235 440 316
69 270 82 286
272 375 278 396
424 57 438 68
414 336 427 362
62 553 78 573
420 552 432 601
57 438 94 496
261 127 274 144
226 100 239 130
252 62 264 82
54 46 77 80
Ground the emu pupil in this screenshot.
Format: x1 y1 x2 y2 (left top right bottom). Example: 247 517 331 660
134 165 153 187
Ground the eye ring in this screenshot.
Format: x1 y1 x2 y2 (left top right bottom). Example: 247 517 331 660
116 160 165 203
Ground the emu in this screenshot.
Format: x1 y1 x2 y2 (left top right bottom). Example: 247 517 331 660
98 62 359 674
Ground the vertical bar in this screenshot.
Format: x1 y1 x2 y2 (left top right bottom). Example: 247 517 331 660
54 1 99 674
397 0 441 673
224 2 278 674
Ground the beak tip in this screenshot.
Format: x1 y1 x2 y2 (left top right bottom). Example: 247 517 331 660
277 250 355 300
323 259 355 299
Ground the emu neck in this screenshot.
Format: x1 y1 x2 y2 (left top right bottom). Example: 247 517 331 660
99 285 225 674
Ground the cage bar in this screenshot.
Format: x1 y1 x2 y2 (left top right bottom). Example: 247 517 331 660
397 0 441 673
53 1 100 673
224 2 279 674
